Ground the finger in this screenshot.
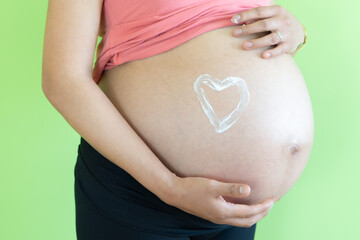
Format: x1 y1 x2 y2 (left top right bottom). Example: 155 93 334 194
244 19 257 25
242 32 282 50
233 15 283 38
222 198 274 219
262 42 288 59
224 204 273 228
231 5 283 24
211 180 251 198
245 16 282 35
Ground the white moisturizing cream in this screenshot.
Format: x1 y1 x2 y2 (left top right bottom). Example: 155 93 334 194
193 74 250 133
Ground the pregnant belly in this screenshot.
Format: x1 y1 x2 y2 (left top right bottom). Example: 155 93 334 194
97 26 314 205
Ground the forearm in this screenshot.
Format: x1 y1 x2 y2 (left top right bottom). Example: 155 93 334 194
42 76 178 203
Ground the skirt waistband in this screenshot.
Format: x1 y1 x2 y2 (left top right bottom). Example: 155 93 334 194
74 137 231 236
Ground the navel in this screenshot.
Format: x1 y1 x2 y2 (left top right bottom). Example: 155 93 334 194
287 142 300 156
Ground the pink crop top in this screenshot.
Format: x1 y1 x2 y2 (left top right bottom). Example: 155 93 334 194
92 0 271 84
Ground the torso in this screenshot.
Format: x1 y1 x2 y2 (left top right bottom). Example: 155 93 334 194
97 25 314 205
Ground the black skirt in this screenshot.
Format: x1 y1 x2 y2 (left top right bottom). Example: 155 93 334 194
74 137 256 239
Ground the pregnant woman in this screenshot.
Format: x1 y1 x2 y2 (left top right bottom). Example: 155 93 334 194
42 0 312 239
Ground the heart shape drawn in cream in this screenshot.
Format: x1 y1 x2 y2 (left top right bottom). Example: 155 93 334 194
194 74 250 133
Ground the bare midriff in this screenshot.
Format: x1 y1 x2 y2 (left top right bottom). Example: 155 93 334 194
97 25 314 205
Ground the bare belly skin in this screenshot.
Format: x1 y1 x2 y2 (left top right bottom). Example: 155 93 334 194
97 25 314 205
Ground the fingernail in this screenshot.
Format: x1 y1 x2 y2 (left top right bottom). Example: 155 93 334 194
264 52 271 59
268 204 274 211
231 15 241 24
239 185 250 194
234 29 242 36
244 41 253 48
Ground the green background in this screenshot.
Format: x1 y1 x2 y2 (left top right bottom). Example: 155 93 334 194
1 0 359 239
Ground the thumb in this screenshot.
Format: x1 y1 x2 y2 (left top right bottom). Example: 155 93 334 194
213 181 251 198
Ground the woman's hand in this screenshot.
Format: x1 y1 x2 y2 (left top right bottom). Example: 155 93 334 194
231 5 305 59
163 176 275 228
